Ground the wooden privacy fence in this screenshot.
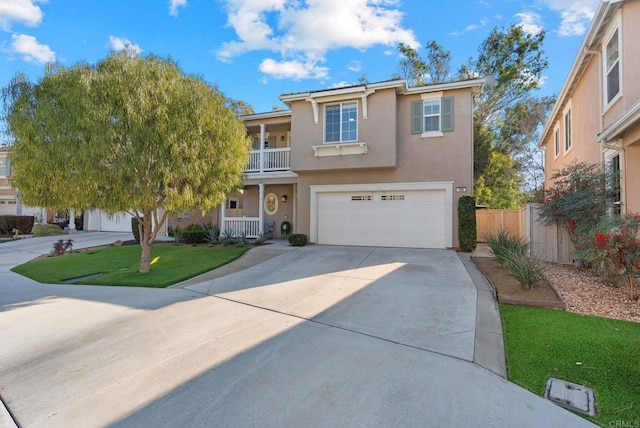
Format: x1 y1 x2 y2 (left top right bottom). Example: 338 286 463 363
476 203 575 264
476 208 526 241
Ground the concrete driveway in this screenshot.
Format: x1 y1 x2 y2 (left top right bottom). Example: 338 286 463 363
0 234 593 427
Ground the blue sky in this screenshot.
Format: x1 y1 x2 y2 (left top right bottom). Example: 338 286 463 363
0 0 600 114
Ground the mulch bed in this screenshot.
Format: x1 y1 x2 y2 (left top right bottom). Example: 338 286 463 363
472 256 565 309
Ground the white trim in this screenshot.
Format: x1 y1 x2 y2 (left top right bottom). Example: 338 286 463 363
563 101 573 155
553 125 560 159
309 181 454 247
420 91 443 100
324 101 358 143
602 11 622 111
312 142 368 157
421 131 444 139
597 98 640 143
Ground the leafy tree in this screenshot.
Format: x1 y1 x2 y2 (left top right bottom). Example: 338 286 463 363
226 97 254 116
474 151 523 209
2 51 250 273
394 43 427 87
424 41 451 84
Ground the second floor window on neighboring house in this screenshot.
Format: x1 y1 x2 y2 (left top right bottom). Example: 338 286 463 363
0 157 10 177
412 97 454 136
325 102 357 143
554 128 560 157
564 109 572 151
605 28 620 104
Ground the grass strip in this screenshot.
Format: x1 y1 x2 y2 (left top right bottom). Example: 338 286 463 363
500 304 640 426
11 244 247 287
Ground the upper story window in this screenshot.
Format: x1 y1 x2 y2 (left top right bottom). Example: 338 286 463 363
554 128 560 158
605 28 621 104
412 95 454 137
0 157 10 177
325 102 357 143
564 109 572 151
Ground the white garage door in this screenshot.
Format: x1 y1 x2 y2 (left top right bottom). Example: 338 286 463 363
317 189 447 248
99 211 133 232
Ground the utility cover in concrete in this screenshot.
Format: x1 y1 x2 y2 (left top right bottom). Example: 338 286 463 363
545 377 596 416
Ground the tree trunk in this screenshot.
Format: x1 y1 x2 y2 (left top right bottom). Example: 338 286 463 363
139 238 152 273
138 211 153 273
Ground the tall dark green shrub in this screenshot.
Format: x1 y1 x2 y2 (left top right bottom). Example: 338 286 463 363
0 215 17 234
458 195 477 252
131 217 141 244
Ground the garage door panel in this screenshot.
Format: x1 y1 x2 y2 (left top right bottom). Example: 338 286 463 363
317 189 447 249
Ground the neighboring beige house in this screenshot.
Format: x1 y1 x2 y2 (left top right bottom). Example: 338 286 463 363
539 0 640 215
171 77 490 248
0 145 16 216
0 144 46 221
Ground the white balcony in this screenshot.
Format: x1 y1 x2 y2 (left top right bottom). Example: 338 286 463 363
245 147 291 173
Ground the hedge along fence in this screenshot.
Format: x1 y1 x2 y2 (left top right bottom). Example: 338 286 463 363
0 215 35 234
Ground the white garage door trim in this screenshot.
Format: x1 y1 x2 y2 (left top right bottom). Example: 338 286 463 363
309 181 453 248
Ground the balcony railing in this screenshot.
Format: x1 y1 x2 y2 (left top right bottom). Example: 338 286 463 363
245 147 291 173
222 217 261 238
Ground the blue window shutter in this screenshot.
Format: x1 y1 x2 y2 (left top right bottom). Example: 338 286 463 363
442 97 454 131
411 100 422 134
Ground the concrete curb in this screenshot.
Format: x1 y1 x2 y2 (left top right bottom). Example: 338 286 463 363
0 395 18 428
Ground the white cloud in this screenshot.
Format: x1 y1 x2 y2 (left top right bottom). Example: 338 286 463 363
538 0 599 36
169 0 187 17
259 57 329 80
11 33 54 63
109 36 142 54
450 17 489 36
0 0 45 31
515 11 543 36
217 0 418 79
347 60 362 72
331 80 351 88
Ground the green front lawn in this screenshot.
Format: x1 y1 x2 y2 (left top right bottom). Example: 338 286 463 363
11 244 247 287
500 304 640 426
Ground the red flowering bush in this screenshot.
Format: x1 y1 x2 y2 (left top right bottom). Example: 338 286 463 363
592 214 640 300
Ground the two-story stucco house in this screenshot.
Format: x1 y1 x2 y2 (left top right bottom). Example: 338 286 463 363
539 0 640 215
188 77 488 249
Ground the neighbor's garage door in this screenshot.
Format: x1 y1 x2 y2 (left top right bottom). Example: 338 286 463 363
317 190 447 248
99 211 133 232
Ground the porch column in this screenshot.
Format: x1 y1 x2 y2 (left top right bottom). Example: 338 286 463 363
258 183 265 236
259 124 265 173
68 209 76 232
220 200 226 233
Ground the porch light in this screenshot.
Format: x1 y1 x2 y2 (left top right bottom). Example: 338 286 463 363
281 195 288 202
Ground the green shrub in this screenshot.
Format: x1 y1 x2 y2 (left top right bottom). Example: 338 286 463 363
0 215 17 234
288 233 307 246
484 229 529 265
16 216 35 234
203 224 219 245
457 195 477 252
181 224 207 244
501 254 547 289
220 229 236 246
32 223 64 237
131 217 141 243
